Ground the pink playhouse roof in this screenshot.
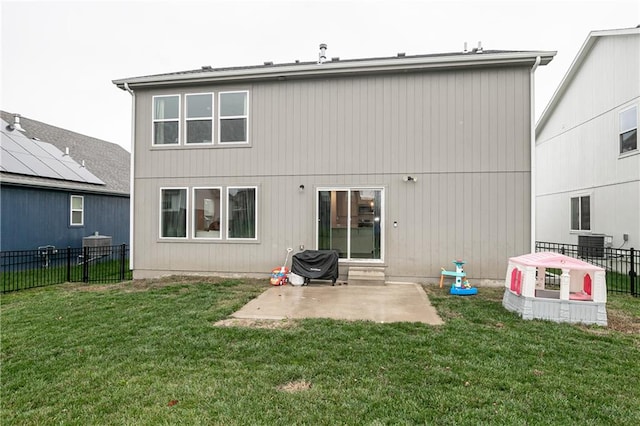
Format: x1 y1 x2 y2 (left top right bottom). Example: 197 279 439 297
509 252 605 272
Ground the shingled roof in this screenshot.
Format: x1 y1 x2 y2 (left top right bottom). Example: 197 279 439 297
0 111 129 195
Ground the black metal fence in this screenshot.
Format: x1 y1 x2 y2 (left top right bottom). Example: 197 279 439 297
535 241 638 297
1 244 132 293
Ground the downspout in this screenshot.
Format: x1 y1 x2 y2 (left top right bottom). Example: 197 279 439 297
124 82 135 270
530 56 541 253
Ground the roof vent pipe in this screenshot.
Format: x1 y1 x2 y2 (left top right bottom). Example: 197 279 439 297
463 42 468 53
64 147 69 156
477 41 483 53
318 43 327 64
7 114 25 132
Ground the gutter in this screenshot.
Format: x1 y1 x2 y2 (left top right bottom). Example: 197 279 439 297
114 51 556 89
124 82 135 271
530 56 541 253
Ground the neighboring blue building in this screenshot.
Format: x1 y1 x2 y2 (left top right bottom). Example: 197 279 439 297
1 112 130 251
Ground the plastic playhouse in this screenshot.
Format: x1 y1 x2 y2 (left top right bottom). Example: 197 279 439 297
440 260 478 296
502 252 607 325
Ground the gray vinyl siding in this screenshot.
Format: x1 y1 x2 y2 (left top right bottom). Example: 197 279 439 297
132 66 532 281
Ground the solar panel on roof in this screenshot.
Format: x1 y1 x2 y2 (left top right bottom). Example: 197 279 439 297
1 124 105 185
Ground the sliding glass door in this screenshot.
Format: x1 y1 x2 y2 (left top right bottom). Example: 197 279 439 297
318 189 383 260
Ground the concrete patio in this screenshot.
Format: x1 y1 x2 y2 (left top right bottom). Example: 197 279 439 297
231 282 444 325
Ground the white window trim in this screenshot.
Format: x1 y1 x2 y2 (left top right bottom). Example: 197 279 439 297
315 186 385 263
226 186 258 241
192 186 223 240
185 93 214 145
159 187 189 239
619 104 638 156
152 95 181 146
570 193 592 233
218 91 249 144
70 195 84 226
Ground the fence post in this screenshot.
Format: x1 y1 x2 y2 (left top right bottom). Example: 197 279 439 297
630 247 637 297
120 244 126 281
66 247 71 282
82 246 89 283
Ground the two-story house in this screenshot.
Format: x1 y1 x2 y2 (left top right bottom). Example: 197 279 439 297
536 27 639 250
114 46 554 282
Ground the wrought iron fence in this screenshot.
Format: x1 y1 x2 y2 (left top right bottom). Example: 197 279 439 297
1 244 131 293
535 241 638 297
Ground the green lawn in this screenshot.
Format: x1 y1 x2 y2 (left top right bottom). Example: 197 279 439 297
1 278 639 425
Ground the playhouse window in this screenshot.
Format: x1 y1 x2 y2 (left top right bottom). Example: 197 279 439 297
619 105 637 154
571 196 590 231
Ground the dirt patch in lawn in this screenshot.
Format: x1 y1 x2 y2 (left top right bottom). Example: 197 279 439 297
71 276 266 293
277 380 312 393
213 318 296 329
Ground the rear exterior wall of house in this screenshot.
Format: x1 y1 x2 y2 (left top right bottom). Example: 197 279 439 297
131 66 532 281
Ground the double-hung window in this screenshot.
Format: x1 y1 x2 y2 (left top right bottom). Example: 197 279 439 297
219 91 249 144
186 93 213 144
571 195 590 232
70 195 84 226
619 105 637 154
153 95 180 145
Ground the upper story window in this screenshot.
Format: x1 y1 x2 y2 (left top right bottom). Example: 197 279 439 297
571 195 590 232
186 93 213 144
219 91 249 144
70 195 84 226
153 95 180 145
619 105 637 154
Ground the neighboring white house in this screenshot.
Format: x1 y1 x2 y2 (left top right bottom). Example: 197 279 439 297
536 27 639 250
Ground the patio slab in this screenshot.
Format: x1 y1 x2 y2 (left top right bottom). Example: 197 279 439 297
232 282 444 325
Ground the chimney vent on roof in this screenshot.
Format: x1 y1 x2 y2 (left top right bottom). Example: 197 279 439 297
295 59 300 63
476 41 483 53
64 147 69 156
463 42 468 53
397 52 406 57
331 57 340 61
81 160 86 168
6 113 25 132
201 65 212 70
318 43 327 64
264 61 273 66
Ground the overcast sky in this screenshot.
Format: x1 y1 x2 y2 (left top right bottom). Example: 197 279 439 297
1 0 638 151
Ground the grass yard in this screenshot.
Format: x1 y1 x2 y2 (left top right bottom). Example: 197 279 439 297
1 278 639 425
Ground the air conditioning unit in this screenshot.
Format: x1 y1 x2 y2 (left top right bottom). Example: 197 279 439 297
577 234 605 258
82 233 113 257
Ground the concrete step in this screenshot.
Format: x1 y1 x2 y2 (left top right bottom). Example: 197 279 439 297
348 266 386 286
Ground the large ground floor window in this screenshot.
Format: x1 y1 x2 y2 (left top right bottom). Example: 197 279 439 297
317 188 383 260
160 186 257 240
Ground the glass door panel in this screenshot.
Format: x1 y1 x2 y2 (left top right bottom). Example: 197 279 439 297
318 189 382 260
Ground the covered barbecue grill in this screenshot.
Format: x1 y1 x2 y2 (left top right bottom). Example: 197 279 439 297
291 250 339 285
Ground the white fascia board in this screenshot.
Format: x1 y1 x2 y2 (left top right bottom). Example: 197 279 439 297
536 27 640 137
114 51 556 90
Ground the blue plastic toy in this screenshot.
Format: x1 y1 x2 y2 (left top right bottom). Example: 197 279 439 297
440 260 478 296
